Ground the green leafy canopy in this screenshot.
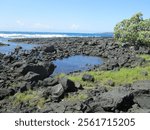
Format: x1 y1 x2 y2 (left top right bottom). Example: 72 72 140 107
114 12 150 45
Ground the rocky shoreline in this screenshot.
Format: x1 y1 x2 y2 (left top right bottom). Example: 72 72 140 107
0 42 9 46
0 37 150 113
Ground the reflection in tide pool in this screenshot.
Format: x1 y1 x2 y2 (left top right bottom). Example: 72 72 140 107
53 55 103 75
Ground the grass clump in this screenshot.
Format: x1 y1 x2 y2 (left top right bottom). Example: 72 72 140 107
56 73 95 89
12 90 46 109
64 92 88 102
90 66 150 85
139 54 150 61
64 65 150 88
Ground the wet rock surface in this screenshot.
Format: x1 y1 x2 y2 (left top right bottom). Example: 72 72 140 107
0 37 150 113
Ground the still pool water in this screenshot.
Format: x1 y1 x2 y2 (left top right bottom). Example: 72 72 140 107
52 55 103 75
0 38 103 75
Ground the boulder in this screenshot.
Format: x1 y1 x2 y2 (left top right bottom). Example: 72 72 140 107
0 80 4 88
46 103 66 113
98 88 134 112
15 46 22 51
12 61 25 68
84 102 105 113
24 71 41 82
14 46 22 54
0 42 9 46
42 78 77 102
0 53 4 59
82 74 94 82
42 83 65 102
128 104 150 113
20 62 55 79
0 89 15 100
128 56 145 67
75 82 83 90
88 87 108 98
59 77 77 92
140 70 148 76
81 98 105 113
63 101 86 113
132 80 150 109
43 45 56 53
121 42 130 48
42 101 84 113
107 60 119 70
43 77 59 86
51 84 65 101
107 80 115 86
42 62 56 76
42 87 52 99
19 83 28 93
118 55 129 67
3 55 15 63
0 64 4 72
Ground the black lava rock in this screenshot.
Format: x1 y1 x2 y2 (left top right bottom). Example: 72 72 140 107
82 74 95 82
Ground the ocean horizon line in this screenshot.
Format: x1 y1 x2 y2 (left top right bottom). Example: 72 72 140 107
0 31 114 38
0 30 114 34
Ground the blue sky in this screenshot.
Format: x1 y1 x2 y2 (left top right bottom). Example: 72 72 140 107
0 0 150 32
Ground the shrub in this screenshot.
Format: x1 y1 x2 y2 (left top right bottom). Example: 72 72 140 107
114 13 150 45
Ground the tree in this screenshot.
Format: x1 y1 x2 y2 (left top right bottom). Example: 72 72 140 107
114 13 150 46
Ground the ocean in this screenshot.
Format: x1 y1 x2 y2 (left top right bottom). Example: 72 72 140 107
0 31 109 73
0 31 113 54
0 31 113 38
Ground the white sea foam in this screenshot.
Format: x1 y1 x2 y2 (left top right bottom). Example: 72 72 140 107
0 32 113 39
0 33 68 38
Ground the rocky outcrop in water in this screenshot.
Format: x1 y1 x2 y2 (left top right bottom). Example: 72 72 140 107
0 42 9 46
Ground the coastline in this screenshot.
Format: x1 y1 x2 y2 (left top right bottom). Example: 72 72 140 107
0 42 9 46
0 37 150 113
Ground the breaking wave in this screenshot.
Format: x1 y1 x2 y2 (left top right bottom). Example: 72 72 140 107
0 33 68 38
0 31 113 38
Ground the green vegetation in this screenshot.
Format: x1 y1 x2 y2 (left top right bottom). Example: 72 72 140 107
59 55 150 88
11 82 23 88
114 12 150 45
67 67 149 87
8 55 150 105
139 54 150 61
11 90 46 109
57 73 95 89
64 92 88 102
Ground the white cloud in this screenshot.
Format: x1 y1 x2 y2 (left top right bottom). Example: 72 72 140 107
70 24 80 30
16 20 25 26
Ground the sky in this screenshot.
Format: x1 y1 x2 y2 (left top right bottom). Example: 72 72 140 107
0 0 150 33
